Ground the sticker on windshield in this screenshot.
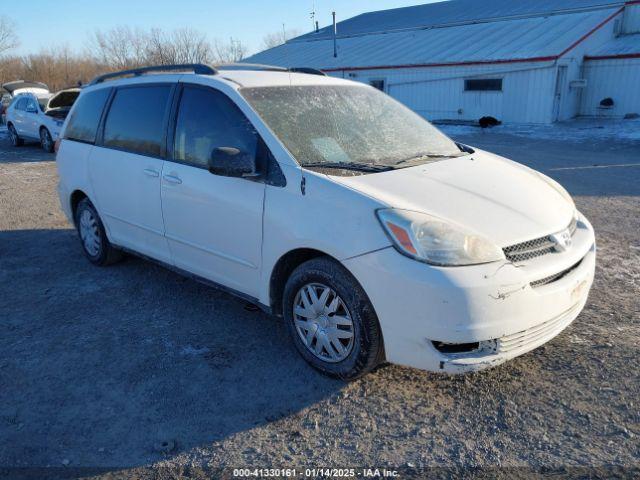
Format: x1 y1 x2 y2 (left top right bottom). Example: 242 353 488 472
311 137 350 164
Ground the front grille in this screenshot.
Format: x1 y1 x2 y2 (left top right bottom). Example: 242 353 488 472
503 237 556 262
503 217 578 263
497 303 578 353
530 258 583 288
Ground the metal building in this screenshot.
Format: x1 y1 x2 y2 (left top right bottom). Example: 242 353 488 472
246 0 640 124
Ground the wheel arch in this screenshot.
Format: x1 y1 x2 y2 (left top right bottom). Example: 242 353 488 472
269 248 336 316
69 189 89 225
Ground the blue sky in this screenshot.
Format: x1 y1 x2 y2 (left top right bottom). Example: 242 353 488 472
11 0 437 56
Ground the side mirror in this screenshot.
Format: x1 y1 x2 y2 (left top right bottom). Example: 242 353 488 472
208 147 259 178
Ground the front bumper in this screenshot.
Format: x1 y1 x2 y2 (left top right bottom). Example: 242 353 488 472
343 214 596 373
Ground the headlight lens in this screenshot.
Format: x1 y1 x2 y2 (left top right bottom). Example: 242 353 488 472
376 209 505 266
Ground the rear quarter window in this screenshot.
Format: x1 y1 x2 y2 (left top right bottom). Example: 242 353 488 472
64 88 111 144
102 85 172 158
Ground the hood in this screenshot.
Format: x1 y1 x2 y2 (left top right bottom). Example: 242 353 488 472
47 88 80 109
2 80 49 96
330 150 574 247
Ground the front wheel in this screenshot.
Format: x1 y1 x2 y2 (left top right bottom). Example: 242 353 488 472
74 198 123 266
283 257 383 380
40 127 54 153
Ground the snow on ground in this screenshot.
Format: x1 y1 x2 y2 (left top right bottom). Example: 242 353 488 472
438 118 640 142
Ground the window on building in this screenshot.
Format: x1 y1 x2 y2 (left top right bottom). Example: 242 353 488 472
103 85 172 157
464 79 503 92
64 88 111 144
174 86 258 169
369 79 385 92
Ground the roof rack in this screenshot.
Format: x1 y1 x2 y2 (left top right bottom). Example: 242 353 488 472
88 62 327 86
89 64 217 85
215 62 288 72
288 67 327 76
217 63 326 76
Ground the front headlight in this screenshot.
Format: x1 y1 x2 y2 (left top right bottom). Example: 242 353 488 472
376 209 505 266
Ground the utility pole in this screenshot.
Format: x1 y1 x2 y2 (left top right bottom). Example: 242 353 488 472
332 11 337 58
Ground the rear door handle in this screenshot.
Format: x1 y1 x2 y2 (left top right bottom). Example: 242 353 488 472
163 174 182 185
143 168 160 177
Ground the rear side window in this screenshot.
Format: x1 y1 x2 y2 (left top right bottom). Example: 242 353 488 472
64 88 111 144
103 85 172 158
15 97 27 111
174 86 258 168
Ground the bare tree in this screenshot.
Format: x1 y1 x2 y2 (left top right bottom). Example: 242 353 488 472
1 25 253 92
212 37 248 64
261 28 300 50
90 26 147 69
170 28 212 64
90 25 218 68
0 15 18 57
145 28 172 65
1 46 105 91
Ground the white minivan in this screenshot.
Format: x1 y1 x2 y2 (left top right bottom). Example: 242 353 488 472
55 64 596 379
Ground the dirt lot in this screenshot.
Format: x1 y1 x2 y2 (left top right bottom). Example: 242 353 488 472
0 125 638 478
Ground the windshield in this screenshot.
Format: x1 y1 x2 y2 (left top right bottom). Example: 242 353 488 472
37 94 52 111
241 85 462 168
48 90 80 109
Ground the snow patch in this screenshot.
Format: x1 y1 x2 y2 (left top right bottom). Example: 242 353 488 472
438 119 640 142
180 345 210 357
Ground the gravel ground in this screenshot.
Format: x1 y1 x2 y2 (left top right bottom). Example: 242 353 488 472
0 127 638 478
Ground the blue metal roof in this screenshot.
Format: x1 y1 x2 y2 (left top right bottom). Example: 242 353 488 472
587 33 640 57
294 0 625 42
245 8 619 70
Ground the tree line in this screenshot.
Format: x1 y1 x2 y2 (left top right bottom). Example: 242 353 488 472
0 15 299 92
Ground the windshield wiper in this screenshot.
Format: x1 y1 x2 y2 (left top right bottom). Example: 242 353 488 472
393 152 464 167
302 161 395 173
456 142 475 154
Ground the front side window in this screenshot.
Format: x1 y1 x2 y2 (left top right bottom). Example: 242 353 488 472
241 85 461 169
103 85 172 157
174 86 258 168
64 88 111 144
25 97 38 112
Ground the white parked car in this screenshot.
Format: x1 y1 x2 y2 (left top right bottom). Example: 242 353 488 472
1 80 50 125
6 87 80 152
55 64 596 379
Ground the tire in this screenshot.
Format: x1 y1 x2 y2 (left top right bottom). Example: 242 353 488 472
39 127 54 153
283 257 383 380
8 124 24 147
74 198 123 266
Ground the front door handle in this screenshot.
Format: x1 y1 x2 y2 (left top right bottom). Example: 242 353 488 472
163 174 182 185
143 168 160 177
